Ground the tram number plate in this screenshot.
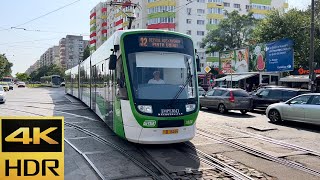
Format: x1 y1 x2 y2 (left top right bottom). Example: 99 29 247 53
162 129 179 134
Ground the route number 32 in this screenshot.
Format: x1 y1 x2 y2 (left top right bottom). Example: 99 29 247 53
139 37 148 47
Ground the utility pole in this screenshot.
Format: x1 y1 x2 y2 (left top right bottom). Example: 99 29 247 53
309 0 315 92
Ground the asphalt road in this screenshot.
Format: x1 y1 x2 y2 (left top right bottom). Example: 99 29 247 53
1 87 320 180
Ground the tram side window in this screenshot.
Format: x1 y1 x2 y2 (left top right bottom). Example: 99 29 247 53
116 57 128 99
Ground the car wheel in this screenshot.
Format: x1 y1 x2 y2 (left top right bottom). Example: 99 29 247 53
240 110 248 115
268 109 282 123
218 104 227 114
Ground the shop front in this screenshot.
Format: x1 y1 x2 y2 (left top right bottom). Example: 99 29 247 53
215 72 280 91
280 68 320 91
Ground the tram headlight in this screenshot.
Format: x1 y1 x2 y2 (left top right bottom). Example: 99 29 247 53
137 105 153 114
185 104 196 112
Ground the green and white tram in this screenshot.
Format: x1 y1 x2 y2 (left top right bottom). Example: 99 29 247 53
40 75 61 87
65 30 199 144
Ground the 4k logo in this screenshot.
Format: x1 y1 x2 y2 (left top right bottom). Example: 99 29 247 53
0 117 64 179
5 127 59 144
1 119 62 152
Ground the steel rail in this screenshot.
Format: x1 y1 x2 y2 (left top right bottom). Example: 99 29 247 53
182 143 254 180
197 129 320 177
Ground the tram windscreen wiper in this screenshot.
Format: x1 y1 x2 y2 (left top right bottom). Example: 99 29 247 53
168 74 193 107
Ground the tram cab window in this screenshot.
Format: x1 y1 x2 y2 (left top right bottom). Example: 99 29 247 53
127 52 196 100
116 57 128 99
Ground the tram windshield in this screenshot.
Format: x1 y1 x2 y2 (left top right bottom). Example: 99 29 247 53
127 51 196 100
52 76 61 85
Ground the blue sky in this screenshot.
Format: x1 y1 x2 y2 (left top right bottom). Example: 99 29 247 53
0 0 310 75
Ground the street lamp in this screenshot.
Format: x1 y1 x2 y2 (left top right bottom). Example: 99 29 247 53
309 0 316 92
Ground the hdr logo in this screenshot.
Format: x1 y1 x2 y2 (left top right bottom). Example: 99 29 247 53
0 117 64 180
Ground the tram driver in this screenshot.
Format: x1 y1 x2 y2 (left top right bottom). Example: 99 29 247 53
148 71 165 84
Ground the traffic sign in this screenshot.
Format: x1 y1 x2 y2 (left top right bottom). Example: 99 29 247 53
204 66 211 73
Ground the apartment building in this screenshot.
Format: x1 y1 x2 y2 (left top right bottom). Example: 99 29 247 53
39 46 59 68
25 60 40 75
59 35 89 69
89 0 288 74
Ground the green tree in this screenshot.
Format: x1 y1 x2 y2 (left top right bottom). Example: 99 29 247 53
201 11 257 53
253 9 320 68
83 45 90 61
29 64 65 81
0 54 13 77
15 72 30 82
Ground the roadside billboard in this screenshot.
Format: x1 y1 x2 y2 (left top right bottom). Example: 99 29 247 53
235 48 249 73
250 44 266 72
266 38 294 72
219 50 235 73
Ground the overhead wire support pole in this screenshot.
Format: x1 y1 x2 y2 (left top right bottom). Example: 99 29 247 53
107 1 141 30
309 0 315 92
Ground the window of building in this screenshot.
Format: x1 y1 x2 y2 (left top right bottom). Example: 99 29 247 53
208 8 223 14
186 30 191 35
208 0 223 2
197 31 205 36
208 18 220 25
147 17 175 25
197 9 205 14
187 8 192 15
234 4 241 8
186 19 192 24
197 20 205 25
224 2 230 7
251 3 272 10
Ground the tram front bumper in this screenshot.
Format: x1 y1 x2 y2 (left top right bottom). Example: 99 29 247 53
124 124 196 144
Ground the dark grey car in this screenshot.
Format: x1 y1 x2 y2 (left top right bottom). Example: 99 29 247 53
200 88 252 114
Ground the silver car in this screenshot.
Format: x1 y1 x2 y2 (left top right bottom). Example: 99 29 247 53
266 93 320 125
200 88 252 114
0 85 6 103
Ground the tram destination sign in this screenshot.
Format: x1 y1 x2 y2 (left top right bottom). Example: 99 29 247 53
139 36 184 49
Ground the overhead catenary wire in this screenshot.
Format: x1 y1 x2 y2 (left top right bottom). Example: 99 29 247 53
9 27 89 36
0 37 62 46
12 0 82 28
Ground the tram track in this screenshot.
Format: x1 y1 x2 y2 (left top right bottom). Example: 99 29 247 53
180 143 254 180
215 126 320 157
65 122 171 180
196 128 320 177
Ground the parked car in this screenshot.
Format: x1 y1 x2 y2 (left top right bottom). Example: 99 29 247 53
0 82 10 91
200 88 252 114
266 93 320 125
252 88 310 110
0 85 6 103
249 85 287 95
198 86 206 96
17 82 26 88
60 82 65 87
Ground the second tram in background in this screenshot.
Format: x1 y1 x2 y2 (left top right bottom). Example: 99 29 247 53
65 29 200 144
40 75 61 87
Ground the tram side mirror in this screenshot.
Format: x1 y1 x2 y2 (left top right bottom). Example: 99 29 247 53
196 56 201 72
109 54 117 70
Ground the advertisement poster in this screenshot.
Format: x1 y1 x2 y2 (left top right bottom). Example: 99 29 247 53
266 38 294 72
235 48 249 73
250 44 266 72
219 50 235 73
